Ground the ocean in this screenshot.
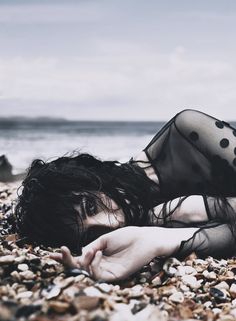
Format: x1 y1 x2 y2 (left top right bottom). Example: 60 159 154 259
0 118 166 173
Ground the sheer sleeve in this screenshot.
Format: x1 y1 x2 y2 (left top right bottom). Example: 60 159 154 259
142 109 236 259
143 109 236 200
173 223 236 260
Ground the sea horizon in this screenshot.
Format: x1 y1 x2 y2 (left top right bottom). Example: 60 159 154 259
1 116 236 174
0 117 166 173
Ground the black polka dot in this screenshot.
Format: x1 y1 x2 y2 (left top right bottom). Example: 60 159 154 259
191 163 201 173
233 130 236 137
234 147 236 155
189 131 199 141
233 158 236 167
215 121 224 129
220 138 229 148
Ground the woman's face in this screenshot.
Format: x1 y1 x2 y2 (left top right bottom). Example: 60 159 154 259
74 193 125 244
83 206 124 229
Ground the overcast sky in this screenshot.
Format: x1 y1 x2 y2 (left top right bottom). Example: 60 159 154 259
0 0 236 120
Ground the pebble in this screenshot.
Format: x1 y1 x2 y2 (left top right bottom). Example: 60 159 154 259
230 308 236 317
215 281 230 291
163 258 181 276
16 291 33 300
203 270 217 280
176 265 197 276
210 287 227 302
184 291 195 299
56 276 75 289
0 255 15 264
169 291 184 303
151 275 162 286
181 275 202 289
0 305 12 320
229 283 236 298
17 263 29 271
165 266 177 276
73 296 100 311
128 285 144 298
74 274 86 282
195 259 207 265
66 268 90 277
14 256 26 263
212 308 222 315
19 270 35 280
63 285 81 300
218 315 235 321
10 270 21 282
179 284 190 292
2 182 236 321
203 301 212 308
83 286 104 298
159 285 177 296
43 285 61 300
96 283 113 293
48 300 70 313
139 277 147 283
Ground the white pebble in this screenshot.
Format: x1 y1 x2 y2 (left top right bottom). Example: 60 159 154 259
0 255 15 264
83 286 104 298
203 301 212 308
19 270 35 280
169 291 184 303
17 264 29 272
212 308 222 315
182 275 202 289
151 276 162 286
176 266 196 276
230 308 236 318
16 291 33 299
230 283 236 298
96 283 113 293
215 281 229 291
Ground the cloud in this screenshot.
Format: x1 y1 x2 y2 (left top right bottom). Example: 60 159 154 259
0 3 102 24
1 44 236 120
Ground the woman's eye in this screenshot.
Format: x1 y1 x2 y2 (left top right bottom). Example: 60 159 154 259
86 201 97 215
80 196 98 216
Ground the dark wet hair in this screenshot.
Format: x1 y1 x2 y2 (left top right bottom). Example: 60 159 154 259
15 153 159 254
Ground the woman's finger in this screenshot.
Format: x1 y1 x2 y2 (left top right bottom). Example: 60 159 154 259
78 236 107 269
60 246 78 268
79 249 95 270
90 250 102 279
82 235 107 254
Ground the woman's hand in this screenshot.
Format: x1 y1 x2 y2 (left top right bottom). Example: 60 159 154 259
50 226 198 281
80 226 163 281
51 226 160 281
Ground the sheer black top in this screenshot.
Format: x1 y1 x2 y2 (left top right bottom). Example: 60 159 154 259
140 109 236 259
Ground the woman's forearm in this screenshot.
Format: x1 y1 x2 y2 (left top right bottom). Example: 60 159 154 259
142 226 199 258
153 195 209 225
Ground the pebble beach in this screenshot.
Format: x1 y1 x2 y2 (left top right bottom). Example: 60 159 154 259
2 182 236 321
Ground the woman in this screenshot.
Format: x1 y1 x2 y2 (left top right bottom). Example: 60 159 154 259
15 109 236 281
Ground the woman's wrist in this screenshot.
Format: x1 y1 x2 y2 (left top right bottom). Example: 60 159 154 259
141 226 198 258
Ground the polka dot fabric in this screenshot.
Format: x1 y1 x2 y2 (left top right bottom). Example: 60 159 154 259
142 109 236 259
